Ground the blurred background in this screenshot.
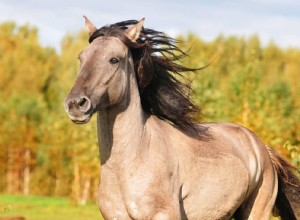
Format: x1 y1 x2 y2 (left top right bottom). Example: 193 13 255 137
0 0 299 219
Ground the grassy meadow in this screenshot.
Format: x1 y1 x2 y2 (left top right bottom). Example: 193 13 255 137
0 195 103 220
0 195 280 220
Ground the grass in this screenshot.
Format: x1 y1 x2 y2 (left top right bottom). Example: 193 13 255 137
0 194 280 220
0 194 103 220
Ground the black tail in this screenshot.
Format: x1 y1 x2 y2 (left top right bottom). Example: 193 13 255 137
268 147 300 220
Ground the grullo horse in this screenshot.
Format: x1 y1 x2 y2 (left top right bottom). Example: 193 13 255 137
65 17 300 219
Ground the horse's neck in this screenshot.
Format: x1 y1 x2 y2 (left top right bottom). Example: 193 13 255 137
97 71 145 166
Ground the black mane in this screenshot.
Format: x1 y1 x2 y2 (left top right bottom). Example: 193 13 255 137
89 20 208 138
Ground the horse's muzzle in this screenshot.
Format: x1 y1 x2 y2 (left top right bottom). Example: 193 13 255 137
65 96 93 124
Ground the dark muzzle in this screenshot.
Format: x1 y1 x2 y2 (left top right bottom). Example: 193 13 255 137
65 96 92 123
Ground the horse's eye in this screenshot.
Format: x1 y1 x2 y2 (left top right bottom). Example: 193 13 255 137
109 57 119 64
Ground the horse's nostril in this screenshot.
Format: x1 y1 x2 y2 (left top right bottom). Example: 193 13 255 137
65 96 91 115
77 96 91 113
78 97 87 107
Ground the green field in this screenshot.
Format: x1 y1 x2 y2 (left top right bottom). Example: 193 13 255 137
0 194 280 220
0 195 103 220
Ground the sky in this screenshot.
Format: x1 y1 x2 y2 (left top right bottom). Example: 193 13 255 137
1 0 300 51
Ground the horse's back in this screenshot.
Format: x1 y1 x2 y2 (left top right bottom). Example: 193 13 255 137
198 122 272 179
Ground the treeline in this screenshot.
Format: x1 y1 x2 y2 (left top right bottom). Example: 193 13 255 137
0 21 299 204
0 22 99 205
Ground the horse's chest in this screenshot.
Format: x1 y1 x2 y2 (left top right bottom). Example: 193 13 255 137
98 163 177 219
98 167 130 218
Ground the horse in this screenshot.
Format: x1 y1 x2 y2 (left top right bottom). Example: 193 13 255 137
64 17 300 220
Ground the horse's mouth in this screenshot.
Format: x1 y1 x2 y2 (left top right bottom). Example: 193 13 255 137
67 106 95 124
70 114 92 124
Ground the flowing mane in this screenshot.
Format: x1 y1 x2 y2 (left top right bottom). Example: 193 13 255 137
89 20 206 135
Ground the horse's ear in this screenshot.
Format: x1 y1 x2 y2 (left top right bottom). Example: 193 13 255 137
83 15 97 36
124 18 145 42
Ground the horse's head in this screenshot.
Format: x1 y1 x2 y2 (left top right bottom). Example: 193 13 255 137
64 17 144 124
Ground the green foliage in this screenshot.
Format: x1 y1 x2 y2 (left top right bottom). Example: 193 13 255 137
284 141 300 173
0 22 99 204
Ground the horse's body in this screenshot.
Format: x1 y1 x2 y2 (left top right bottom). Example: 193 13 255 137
65 17 300 219
98 112 276 219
